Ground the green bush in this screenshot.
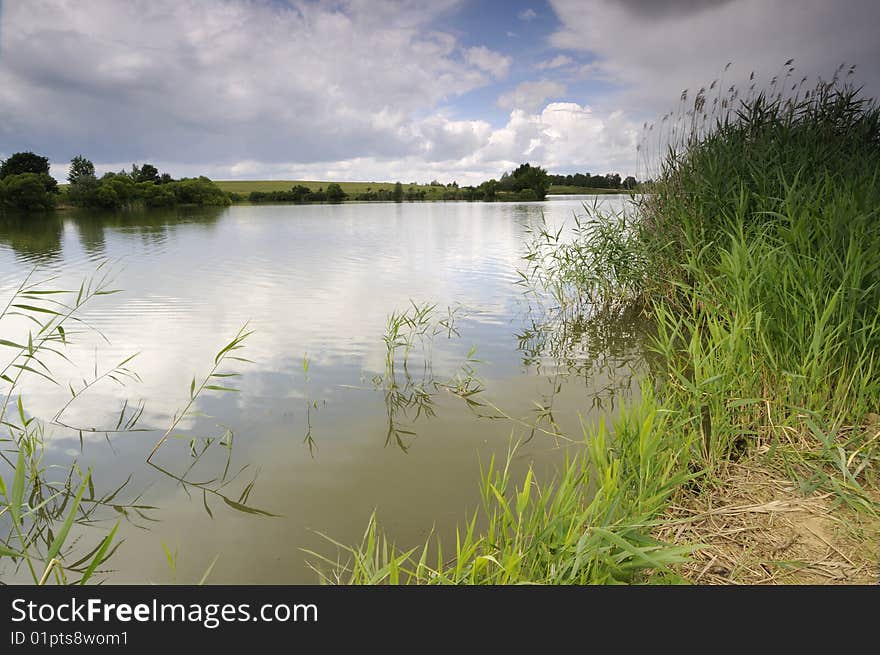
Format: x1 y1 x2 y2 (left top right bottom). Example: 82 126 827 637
143 184 177 207
173 177 231 206
0 173 58 212
326 183 346 202
0 152 51 179
67 174 100 205
93 184 120 209
64 157 231 210
319 71 880 586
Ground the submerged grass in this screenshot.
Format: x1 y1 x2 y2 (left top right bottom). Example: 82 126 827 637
0 265 270 584
314 66 880 584
308 390 696 584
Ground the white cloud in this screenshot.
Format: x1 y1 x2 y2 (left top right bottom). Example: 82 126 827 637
141 101 641 184
518 8 537 21
417 115 494 161
549 0 880 117
464 46 512 78
533 102 638 171
39 95 641 186
535 55 574 70
0 0 656 182
0 0 495 167
498 80 567 112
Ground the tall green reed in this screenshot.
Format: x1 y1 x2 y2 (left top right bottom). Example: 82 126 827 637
1 265 270 584
317 66 880 584
308 389 696 584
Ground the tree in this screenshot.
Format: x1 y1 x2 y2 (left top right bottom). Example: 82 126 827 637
290 185 312 202
173 177 231 206
67 155 95 184
325 183 346 202
507 163 550 199
93 184 121 209
100 172 137 206
135 163 160 184
604 173 621 189
589 174 606 188
0 151 57 212
68 156 100 207
498 171 513 191
478 179 498 201
0 173 58 212
622 176 638 190
142 184 176 207
67 174 100 206
392 181 404 202
0 152 51 179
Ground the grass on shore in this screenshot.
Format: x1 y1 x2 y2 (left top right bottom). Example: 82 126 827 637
547 185 632 195
56 180 630 202
214 180 627 198
214 180 414 195
311 67 880 585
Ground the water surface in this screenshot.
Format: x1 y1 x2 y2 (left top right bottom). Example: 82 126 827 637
0 195 640 583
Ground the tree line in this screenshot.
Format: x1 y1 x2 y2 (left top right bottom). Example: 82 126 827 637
0 151 232 212
247 182 435 203
1 150 641 213
546 172 639 189
403 164 641 201
65 156 231 209
241 165 555 204
248 183 347 203
0 152 59 212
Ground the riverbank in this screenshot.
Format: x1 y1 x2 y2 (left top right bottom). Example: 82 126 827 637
315 77 880 584
49 180 633 209
213 180 631 201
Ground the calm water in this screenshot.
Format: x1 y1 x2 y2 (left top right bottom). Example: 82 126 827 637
0 195 640 583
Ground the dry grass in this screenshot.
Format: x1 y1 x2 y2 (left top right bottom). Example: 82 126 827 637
658 458 879 584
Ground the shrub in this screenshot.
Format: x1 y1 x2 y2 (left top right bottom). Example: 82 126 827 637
67 174 100 206
326 183 346 202
0 173 58 212
172 177 231 206
0 152 51 179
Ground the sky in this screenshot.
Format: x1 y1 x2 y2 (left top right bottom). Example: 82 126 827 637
1 0 879 184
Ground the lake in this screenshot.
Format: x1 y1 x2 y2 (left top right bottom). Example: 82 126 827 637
0 195 642 583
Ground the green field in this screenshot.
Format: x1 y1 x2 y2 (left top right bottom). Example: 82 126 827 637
59 179 630 199
216 180 629 197
54 179 632 205
214 179 420 195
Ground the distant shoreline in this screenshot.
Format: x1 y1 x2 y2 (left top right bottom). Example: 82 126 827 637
38 173 639 213
42 186 634 212
211 179 631 197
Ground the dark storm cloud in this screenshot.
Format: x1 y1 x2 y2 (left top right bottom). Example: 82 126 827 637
550 0 880 119
0 0 495 169
614 0 734 19
6 0 877 182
